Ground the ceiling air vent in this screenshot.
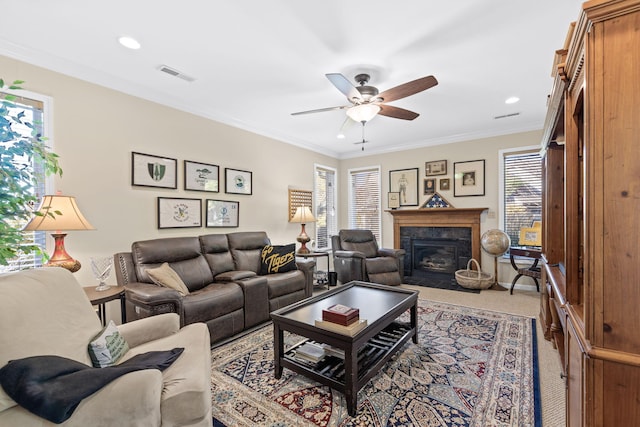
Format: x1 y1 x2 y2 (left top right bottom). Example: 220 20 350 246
494 112 520 120
158 65 196 82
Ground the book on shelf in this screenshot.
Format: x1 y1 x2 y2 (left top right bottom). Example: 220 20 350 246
314 318 368 336
322 303 359 326
294 341 325 363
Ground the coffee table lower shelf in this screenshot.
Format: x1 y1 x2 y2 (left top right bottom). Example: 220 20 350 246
284 322 411 382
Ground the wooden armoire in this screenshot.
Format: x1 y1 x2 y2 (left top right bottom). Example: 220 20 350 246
539 0 640 425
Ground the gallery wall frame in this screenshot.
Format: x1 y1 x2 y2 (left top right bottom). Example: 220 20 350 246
453 159 485 197
206 199 239 228
389 168 419 206
424 178 436 195
157 197 202 229
440 178 451 191
225 168 252 195
184 160 219 192
425 159 447 176
132 152 177 189
388 192 400 209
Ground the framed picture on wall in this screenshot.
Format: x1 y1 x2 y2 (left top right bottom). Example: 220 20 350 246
424 178 436 195
157 197 202 229
184 160 219 192
206 199 239 227
225 168 252 195
440 178 451 191
388 192 400 209
425 160 447 176
453 160 485 197
389 168 419 206
132 152 177 189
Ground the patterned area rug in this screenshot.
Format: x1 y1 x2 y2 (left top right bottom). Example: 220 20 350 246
210 300 540 427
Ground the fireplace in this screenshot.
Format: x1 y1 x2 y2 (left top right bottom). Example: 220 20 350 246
387 208 487 286
401 226 472 283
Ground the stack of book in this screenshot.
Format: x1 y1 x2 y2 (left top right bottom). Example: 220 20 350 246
315 303 367 336
294 341 326 364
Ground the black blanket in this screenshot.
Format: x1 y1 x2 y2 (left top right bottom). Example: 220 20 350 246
0 348 184 424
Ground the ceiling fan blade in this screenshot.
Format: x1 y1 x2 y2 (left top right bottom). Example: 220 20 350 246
376 75 438 103
291 105 349 116
378 104 420 120
326 73 362 102
338 116 356 134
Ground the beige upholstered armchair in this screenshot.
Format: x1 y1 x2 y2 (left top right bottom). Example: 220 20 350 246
331 229 405 286
0 268 212 427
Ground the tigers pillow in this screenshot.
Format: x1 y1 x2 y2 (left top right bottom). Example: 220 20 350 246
260 244 297 275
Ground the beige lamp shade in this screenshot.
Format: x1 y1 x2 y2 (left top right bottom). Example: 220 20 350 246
23 194 94 273
290 206 316 224
23 195 95 231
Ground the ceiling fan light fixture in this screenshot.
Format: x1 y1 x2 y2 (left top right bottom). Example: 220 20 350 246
346 104 380 123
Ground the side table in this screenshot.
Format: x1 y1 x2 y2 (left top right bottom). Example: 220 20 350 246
296 251 333 289
83 285 126 326
509 246 542 294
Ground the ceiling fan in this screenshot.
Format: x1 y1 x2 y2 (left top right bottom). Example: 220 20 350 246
292 73 438 122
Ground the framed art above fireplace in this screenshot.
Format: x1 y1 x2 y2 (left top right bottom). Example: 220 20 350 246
453 160 485 197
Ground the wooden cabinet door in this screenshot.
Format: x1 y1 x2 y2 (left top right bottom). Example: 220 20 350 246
566 318 584 427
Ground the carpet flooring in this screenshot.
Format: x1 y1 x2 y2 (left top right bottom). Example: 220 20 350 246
210 299 540 426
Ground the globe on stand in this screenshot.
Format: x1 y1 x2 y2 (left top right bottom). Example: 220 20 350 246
481 229 511 291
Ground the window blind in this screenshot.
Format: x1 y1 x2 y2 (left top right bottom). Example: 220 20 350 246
314 165 337 249
503 152 542 246
348 167 381 243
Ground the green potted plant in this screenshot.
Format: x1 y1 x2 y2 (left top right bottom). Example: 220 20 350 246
0 79 62 266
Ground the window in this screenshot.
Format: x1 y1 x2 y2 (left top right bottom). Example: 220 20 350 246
348 166 381 243
314 164 337 250
499 147 542 246
0 90 51 272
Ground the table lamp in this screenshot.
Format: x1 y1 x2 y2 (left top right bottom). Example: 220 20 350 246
290 206 316 254
23 194 95 272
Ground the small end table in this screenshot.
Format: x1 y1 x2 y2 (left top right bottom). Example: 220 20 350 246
83 286 126 326
509 246 542 294
296 251 333 289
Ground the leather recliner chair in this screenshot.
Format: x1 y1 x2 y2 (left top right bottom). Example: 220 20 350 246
331 229 405 286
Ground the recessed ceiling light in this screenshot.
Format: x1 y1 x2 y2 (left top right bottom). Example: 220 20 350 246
337 133 345 139
118 36 141 50
505 96 520 104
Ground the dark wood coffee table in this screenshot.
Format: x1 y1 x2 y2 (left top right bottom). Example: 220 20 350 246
270 281 418 416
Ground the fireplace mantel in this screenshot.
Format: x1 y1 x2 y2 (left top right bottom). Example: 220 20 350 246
387 208 488 265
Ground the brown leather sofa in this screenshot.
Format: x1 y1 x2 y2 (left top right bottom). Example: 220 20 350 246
114 231 315 344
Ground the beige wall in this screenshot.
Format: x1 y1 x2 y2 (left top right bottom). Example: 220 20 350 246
2 54 540 290
1 55 338 286
339 130 543 285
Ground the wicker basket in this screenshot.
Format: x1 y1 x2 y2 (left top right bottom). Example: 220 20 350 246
455 259 494 290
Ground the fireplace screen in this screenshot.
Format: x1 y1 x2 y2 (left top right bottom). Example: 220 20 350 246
413 243 457 274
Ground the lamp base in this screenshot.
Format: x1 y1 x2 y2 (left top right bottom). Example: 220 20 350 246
296 223 312 255
45 233 81 273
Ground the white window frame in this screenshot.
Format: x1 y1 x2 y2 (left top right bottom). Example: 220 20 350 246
313 163 338 250
1 88 55 271
347 165 382 243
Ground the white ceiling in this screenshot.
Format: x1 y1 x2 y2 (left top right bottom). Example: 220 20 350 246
0 0 581 159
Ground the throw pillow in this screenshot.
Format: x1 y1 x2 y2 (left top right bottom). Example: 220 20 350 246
260 244 297 275
88 320 130 368
146 262 190 295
